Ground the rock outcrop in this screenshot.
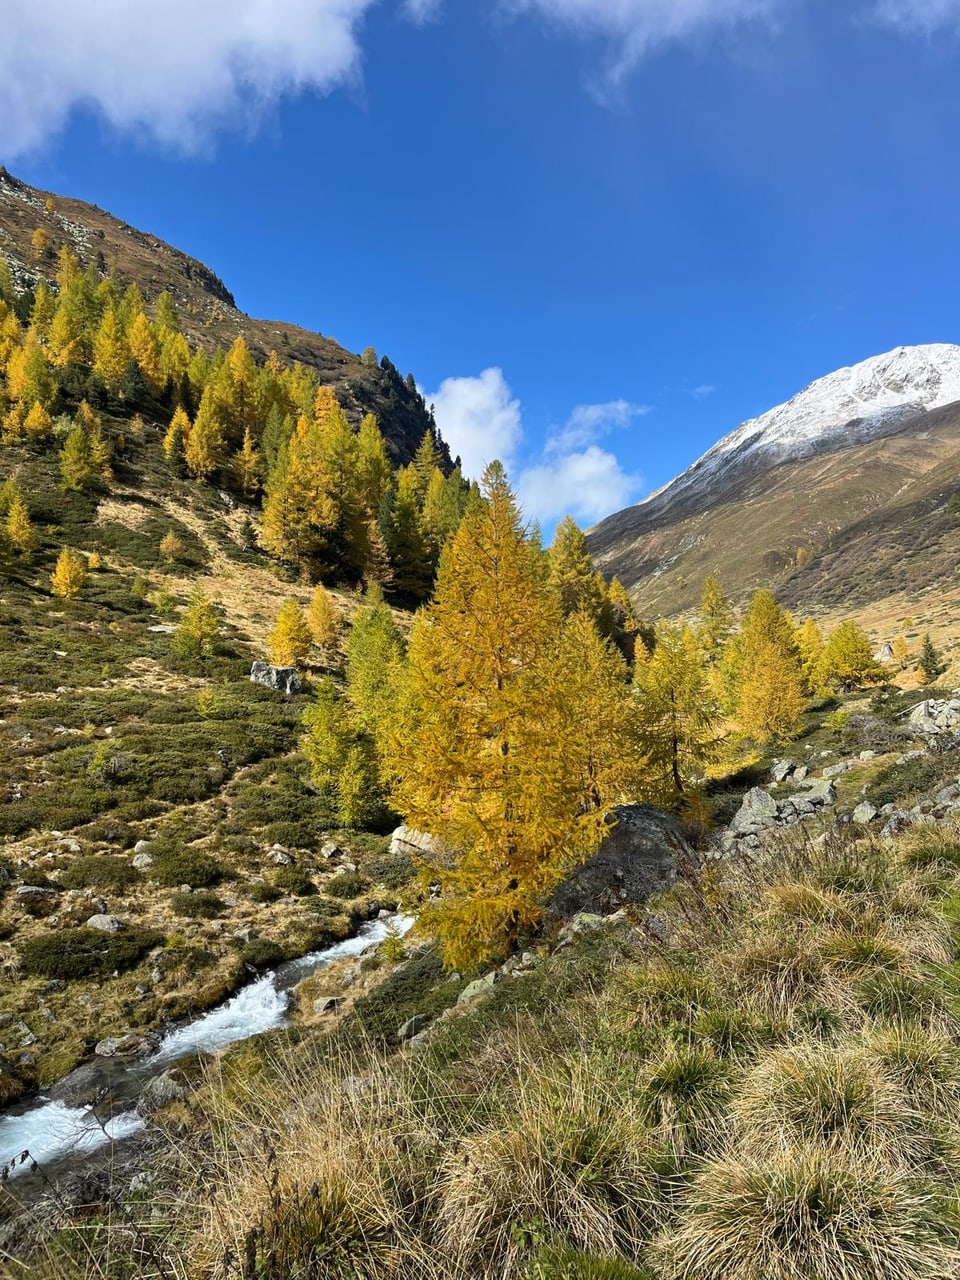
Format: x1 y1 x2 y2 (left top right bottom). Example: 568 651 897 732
249 662 303 696
548 804 697 918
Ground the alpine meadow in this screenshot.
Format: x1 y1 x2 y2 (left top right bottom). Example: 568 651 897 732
5 7 960 1278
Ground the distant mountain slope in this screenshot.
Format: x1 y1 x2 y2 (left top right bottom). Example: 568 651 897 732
587 345 960 617
0 167 440 464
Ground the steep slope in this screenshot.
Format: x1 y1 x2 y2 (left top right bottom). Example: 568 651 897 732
587 345 960 617
0 167 438 463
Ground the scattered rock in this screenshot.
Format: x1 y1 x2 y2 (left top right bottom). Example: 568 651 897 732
132 851 154 870
859 750 877 761
770 759 795 783
880 810 915 840
458 971 501 1005
792 765 809 782
822 761 852 779
86 914 124 933
15 885 59 905
313 995 344 1015
731 787 779 834
48 1062 112 1107
137 1070 188 1116
249 662 302 696
803 779 837 806
389 825 446 859
267 844 292 866
397 1013 430 1041
549 804 697 917
94 1033 156 1058
852 802 878 825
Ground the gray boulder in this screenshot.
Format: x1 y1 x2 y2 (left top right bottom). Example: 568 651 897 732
86 914 123 933
549 805 697 917
803 779 837 806
389 825 446 860
313 995 344 1015
137 1071 188 1116
48 1062 112 1107
852 802 878 825
770 759 795 783
880 810 915 840
731 787 779 834
458 971 501 1005
249 661 303 696
397 1013 431 1042
94 1033 156 1058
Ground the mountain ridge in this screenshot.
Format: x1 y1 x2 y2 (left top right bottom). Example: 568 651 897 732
587 343 960 620
0 167 440 465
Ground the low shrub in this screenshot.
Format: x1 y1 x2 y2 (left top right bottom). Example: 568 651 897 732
152 845 224 888
59 855 140 892
273 866 318 897
244 881 281 904
240 939 286 970
20 927 164 980
325 871 370 900
170 890 226 919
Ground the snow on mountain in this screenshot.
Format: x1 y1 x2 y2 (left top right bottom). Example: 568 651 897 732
641 344 960 516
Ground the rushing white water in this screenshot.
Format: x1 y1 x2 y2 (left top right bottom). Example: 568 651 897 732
0 914 415 1180
148 914 414 1066
0 1102 145 1180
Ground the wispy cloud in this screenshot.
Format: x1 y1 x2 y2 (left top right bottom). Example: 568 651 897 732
689 384 717 400
504 0 785 86
871 0 960 30
546 398 652 453
426 366 644 527
0 0 375 158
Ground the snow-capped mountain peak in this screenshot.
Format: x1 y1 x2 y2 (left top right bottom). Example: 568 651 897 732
642 343 960 516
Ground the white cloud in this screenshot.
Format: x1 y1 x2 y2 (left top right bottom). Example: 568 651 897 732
403 0 444 21
0 0 375 158
426 366 642 526
871 0 960 29
518 445 644 525
425 367 523 479
547 398 652 453
690 384 717 400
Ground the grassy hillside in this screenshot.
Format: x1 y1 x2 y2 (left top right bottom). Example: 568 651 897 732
8 805 960 1279
0 416 419 1103
0 168 440 464
587 402 960 643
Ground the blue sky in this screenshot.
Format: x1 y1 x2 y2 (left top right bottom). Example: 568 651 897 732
3 0 960 526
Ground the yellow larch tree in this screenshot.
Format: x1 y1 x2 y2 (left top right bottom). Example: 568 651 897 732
50 548 87 599
797 616 825 692
818 619 884 692
92 309 129 392
127 311 162 394
633 622 721 807
738 638 807 741
268 598 313 667
385 462 637 969
163 406 191 469
6 493 35 556
23 401 54 441
307 583 342 651
183 389 225 480
235 427 261 497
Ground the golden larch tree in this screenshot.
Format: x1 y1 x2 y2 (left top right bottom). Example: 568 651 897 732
385 462 636 969
268 599 313 667
307 583 342 651
50 548 87 599
92 309 129 392
6 493 34 556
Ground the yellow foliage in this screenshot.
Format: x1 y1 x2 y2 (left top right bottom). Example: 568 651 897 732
268 599 313 667
307 584 342 650
50 548 87 599
23 400 53 439
6 493 34 556
385 463 638 969
737 639 806 741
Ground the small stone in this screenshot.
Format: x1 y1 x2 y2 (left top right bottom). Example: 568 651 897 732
859 750 877 761
86 913 124 932
397 1013 430 1041
458 971 502 1004
792 765 809 782
770 759 795 783
132 852 154 869
852 802 878 825
313 995 344 1015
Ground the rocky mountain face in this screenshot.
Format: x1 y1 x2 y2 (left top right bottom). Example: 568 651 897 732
0 168 440 464
587 344 960 617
